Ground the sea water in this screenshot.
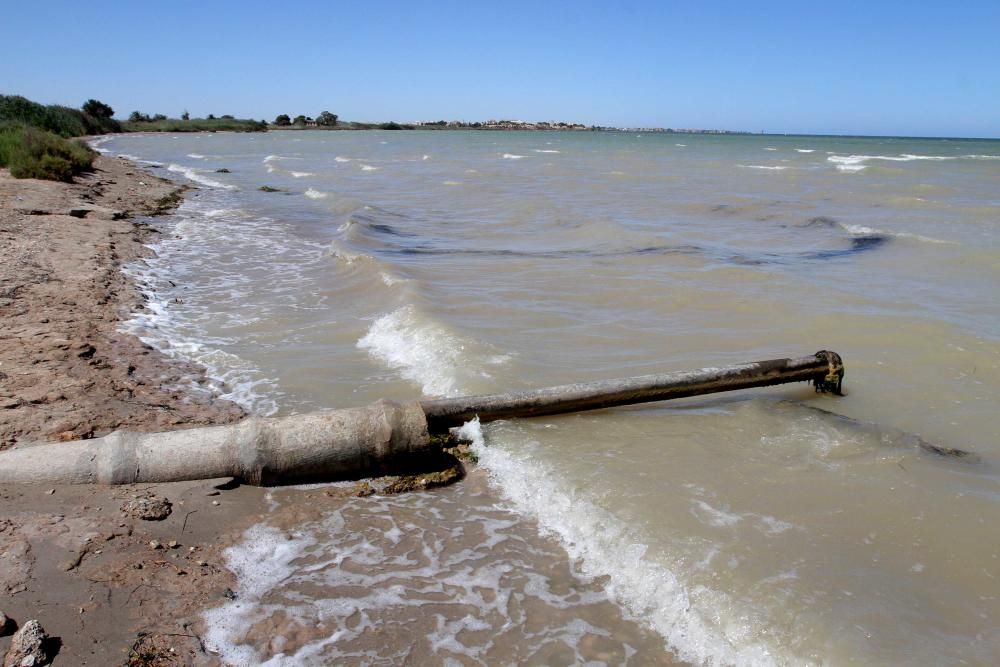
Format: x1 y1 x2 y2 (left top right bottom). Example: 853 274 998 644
100 130 1000 665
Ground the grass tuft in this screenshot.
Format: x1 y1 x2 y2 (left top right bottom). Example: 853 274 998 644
0 122 95 182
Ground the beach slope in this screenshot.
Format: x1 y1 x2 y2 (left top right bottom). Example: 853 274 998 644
0 155 262 665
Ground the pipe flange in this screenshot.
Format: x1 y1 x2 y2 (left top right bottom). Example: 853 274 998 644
813 350 844 395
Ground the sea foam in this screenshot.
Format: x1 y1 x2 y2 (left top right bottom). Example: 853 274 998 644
166 164 236 189
357 306 509 397
839 223 957 245
738 165 790 171
471 422 778 666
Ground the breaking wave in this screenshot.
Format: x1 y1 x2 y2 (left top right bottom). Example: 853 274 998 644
166 164 236 189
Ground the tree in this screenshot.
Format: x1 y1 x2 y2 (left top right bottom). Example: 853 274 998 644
128 111 150 122
274 114 291 126
181 110 190 121
293 115 307 125
152 113 167 121
207 114 216 120
82 99 114 118
316 111 338 127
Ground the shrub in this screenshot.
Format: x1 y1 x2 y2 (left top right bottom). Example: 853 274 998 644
0 122 95 182
274 114 291 126
82 99 114 119
316 111 338 126
0 95 120 136
121 116 267 133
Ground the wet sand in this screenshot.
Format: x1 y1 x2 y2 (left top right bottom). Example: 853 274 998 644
0 155 267 665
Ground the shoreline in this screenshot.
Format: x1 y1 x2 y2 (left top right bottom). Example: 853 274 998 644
0 153 476 665
0 154 268 665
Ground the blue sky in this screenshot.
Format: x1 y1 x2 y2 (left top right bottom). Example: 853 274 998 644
3 1 998 137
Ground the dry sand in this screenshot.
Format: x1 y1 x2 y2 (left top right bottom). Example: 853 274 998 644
0 155 273 665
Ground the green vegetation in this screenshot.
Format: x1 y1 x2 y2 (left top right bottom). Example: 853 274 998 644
0 122 95 182
316 111 338 126
0 94 121 136
274 114 291 126
122 115 267 133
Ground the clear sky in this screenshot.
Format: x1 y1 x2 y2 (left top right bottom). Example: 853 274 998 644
3 0 998 137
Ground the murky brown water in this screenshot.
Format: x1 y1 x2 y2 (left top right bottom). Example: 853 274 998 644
101 131 1000 664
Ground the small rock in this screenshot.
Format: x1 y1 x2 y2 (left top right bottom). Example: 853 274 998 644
45 489 54 496
167 540 179 549
0 611 10 637
149 540 162 550
2 619 49 667
211 500 219 506
196 560 207 567
121 495 172 521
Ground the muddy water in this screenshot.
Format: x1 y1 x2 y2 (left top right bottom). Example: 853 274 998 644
101 131 1000 664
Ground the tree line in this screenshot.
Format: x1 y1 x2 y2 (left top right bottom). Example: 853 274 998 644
273 111 338 127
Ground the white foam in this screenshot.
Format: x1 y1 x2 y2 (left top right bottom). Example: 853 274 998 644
202 524 318 665
827 153 982 172
187 153 206 159
357 306 507 397
472 426 777 666
533 149 561 153
88 136 113 153
454 417 485 447
327 241 373 264
839 223 957 245
204 480 636 664
795 149 815 153
166 163 236 189
304 188 328 200
422 154 430 160
675 144 686 147
502 153 526 160
120 198 336 415
692 500 743 527
360 164 379 171
263 154 301 163
290 171 314 178
764 147 777 151
379 271 408 287
334 156 351 163
738 165 790 171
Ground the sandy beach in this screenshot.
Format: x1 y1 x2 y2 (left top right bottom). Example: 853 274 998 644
0 155 267 665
